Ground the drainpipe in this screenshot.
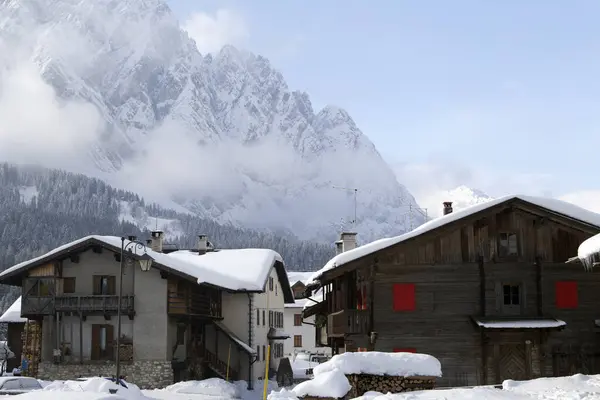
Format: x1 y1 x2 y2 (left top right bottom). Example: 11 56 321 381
247 293 254 390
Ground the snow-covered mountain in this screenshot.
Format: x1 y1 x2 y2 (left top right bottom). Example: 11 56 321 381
418 185 494 219
0 0 424 242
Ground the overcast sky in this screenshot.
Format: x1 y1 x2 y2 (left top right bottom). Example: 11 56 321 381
166 0 600 212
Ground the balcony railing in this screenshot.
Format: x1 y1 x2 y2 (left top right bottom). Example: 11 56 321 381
327 309 369 337
55 295 135 315
168 289 222 318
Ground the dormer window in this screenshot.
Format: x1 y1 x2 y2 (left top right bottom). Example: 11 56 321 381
498 232 519 257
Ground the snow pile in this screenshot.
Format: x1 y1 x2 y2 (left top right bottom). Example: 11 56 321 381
504 373 600 398
578 233 600 270
351 391 385 400
268 388 299 400
0 296 26 323
313 351 442 377
293 368 352 399
41 378 147 400
164 378 241 398
309 194 600 284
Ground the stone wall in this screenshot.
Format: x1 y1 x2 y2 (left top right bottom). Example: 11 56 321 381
37 361 173 389
345 374 437 398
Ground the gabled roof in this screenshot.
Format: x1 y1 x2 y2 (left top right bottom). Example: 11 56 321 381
309 195 600 285
0 297 26 323
0 235 294 302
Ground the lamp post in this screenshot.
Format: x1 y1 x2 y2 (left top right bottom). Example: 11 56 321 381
116 236 154 382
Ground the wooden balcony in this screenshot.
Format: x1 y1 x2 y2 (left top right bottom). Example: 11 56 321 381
327 309 369 337
55 295 135 315
168 287 222 319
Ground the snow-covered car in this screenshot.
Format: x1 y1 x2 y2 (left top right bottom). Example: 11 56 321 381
0 376 43 395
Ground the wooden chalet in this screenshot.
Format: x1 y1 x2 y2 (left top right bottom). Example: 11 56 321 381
303 196 600 387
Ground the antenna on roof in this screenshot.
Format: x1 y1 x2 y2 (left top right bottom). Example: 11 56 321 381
332 186 358 226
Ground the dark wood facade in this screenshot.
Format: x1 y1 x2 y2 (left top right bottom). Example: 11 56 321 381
305 199 600 387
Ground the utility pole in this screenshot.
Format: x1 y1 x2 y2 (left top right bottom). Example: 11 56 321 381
332 186 358 226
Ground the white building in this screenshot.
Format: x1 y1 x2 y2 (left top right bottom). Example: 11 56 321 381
283 272 328 358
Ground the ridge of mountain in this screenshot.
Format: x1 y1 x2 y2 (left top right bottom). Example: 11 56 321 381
0 0 425 242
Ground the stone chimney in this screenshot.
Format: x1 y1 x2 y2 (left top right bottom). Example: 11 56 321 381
198 235 208 255
150 231 164 253
443 201 453 215
335 240 343 255
340 232 357 253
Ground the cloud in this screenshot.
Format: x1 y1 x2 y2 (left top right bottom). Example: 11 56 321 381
182 9 248 54
392 158 558 217
0 41 103 171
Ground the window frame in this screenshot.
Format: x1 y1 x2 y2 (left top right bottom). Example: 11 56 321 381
497 232 519 259
293 335 303 348
294 314 302 326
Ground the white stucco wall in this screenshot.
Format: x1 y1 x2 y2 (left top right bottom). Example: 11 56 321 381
283 303 319 358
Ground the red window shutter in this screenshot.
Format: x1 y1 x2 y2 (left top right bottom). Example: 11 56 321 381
556 281 578 309
393 348 416 353
393 283 415 311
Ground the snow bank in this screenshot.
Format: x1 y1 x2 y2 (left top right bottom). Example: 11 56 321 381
293 369 352 399
578 233 600 270
16 393 132 400
42 378 147 400
164 378 241 398
268 388 299 400
309 195 600 284
504 373 600 397
313 352 442 377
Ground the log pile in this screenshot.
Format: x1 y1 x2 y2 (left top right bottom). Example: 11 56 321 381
346 374 437 398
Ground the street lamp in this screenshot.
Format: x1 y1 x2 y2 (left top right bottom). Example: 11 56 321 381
115 236 155 382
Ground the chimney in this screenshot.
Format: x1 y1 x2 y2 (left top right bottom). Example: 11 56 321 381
150 231 164 253
443 201 453 215
198 235 208 255
335 240 343 255
340 232 357 253
146 239 152 246
127 235 137 242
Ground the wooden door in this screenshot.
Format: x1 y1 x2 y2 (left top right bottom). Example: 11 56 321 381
498 344 528 381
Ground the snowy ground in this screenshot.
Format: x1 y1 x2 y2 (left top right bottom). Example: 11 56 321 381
3 373 600 399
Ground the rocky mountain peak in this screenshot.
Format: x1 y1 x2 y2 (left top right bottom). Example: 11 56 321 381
0 0 426 242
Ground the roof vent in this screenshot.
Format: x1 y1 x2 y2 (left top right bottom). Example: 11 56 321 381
443 202 453 215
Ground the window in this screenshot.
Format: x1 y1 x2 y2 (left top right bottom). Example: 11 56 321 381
503 285 520 306
498 233 519 257
93 275 116 295
176 281 186 297
257 309 260 324
63 277 76 294
38 280 52 297
269 277 274 291
91 324 114 360
262 310 265 326
262 345 266 361
392 283 415 311
275 284 278 296
294 335 303 348
1 380 20 390
393 348 416 353
256 346 260 361
294 314 302 326
556 281 578 309
269 311 273 327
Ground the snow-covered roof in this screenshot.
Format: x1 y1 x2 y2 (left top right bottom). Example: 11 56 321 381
309 195 600 285
473 318 566 329
0 297 26 323
578 233 600 270
287 272 314 286
0 236 292 297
